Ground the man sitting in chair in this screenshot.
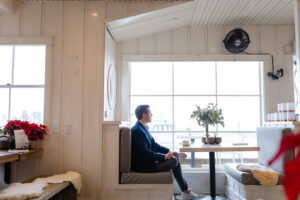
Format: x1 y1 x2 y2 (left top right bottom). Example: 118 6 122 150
131 104 197 200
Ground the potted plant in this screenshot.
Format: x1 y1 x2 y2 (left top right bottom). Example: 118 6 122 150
0 120 47 149
191 103 224 143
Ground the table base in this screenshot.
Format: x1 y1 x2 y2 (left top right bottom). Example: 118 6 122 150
195 195 229 200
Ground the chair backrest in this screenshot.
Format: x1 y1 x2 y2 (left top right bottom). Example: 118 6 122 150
119 127 131 173
256 127 294 173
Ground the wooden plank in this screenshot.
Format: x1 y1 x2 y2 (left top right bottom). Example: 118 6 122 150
32 182 70 200
276 25 295 103
81 2 105 199
125 190 150 200
121 39 138 55
21 2 42 35
139 35 155 55
242 25 260 53
127 1 150 14
259 25 277 113
173 26 188 55
105 2 127 20
0 151 19 164
39 0 63 176
61 1 85 172
19 149 43 161
156 30 171 55
0 149 42 164
1 2 21 35
190 26 207 55
207 26 224 54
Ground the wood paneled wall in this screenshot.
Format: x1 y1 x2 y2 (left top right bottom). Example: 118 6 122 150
120 25 295 114
0 1 296 199
0 2 105 199
0 1 180 199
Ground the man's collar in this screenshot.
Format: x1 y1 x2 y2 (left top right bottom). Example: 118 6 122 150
138 120 147 126
138 120 149 132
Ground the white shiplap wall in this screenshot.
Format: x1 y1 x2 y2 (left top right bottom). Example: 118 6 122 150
0 2 105 200
0 1 180 200
119 25 295 115
104 29 117 121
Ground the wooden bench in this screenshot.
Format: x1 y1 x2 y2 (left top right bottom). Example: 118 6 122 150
1 149 77 200
102 122 174 200
225 127 294 200
0 149 43 184
23 174 77 200
31 181 77 200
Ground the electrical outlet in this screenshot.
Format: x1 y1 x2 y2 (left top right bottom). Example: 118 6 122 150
64 123 72 135
52 124 59 134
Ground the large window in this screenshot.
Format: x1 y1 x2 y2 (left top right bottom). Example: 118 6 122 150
129 61 263 169
0 45 46 125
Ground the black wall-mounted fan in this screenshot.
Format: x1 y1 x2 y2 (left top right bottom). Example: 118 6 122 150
223 28 250 53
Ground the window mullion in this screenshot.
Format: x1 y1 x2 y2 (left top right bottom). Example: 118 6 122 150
215 62 218 135
0 85 44 88
8 86 11 121
11 46 15 85
215 62 220 167
8 46 15 120
259 62 263 125
172 62 175 151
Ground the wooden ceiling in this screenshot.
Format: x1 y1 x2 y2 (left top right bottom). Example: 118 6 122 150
107 0 295 41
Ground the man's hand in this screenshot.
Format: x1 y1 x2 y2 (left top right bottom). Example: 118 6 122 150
165 152 173 160
172 151 179 157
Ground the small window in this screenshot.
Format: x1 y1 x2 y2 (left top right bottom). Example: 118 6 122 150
0 45 46 125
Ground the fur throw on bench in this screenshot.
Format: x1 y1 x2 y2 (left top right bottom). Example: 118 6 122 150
0 182 48 200
237 164 279 186
0 171 81 200
34 171 81 193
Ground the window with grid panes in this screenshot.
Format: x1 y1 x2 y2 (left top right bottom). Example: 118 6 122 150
0 45 46 126
129 61 263 169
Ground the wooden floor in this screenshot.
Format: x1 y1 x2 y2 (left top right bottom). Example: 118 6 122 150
174 193 229 200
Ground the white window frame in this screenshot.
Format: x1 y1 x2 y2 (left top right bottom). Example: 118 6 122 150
121 54 269 123
120 55 268 170
0 36 52 126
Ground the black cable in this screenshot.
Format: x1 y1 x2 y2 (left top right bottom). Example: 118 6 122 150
242 51 275 74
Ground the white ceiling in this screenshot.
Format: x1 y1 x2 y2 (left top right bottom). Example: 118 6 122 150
107 0 295 41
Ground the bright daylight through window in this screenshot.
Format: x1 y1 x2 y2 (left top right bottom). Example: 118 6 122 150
0 45 46 126
129 61 263 169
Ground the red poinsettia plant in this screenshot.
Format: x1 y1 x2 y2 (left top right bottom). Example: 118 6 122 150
0 120 47 141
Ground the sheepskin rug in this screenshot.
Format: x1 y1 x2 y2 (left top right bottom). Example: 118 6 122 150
237 164 279 186
0 171 81 200
34 171 81 193
0 182 48 200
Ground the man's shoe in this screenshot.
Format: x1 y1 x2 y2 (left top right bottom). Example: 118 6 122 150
178 152 187 161
181 190 197 200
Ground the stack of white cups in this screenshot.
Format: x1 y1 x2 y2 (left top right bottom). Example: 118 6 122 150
266 102 296 122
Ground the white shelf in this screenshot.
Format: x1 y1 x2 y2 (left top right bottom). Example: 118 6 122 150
263 121 295 127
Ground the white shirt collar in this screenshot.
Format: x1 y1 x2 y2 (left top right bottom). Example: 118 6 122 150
139 120 150 132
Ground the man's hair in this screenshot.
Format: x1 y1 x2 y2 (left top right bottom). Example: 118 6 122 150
135 105 150 120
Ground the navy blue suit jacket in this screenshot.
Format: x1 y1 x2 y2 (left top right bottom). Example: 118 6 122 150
131 121 170 172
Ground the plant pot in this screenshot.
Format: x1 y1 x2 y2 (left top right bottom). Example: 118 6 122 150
0 136 10 150
202 137 208 144
215 137 222 144
29 140 38 149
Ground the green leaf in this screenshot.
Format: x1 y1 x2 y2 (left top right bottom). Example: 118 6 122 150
190 103 225 128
